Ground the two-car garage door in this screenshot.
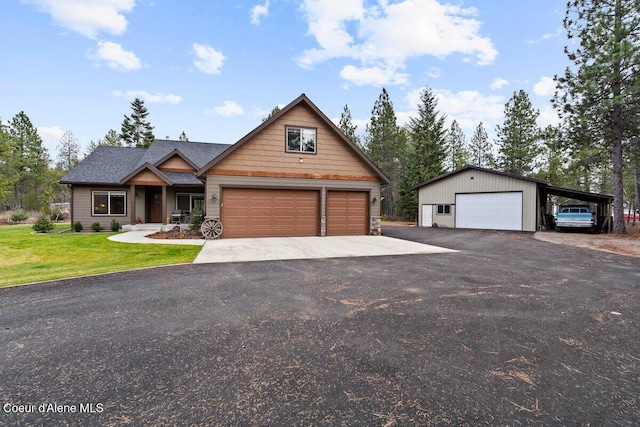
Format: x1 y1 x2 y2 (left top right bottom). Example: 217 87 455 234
455 192 523 231
221 188 368 238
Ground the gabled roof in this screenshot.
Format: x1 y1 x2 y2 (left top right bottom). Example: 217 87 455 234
60 140 229 185
196 93 390 184
154 149 198 171
410 165 548 191
119 163 173 185
411 164 613 204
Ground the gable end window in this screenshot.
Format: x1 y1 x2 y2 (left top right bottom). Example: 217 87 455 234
93 191 126 216
436 204 451 215
286 127 316 153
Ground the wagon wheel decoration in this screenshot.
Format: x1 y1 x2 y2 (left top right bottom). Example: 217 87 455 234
201 218 223 239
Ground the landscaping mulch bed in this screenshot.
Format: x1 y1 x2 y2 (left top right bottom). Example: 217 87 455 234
146 229 203 240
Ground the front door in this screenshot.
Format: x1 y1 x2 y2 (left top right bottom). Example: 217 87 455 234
146 188 163 223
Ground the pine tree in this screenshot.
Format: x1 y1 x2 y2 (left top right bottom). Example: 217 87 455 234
179 131 189 142
396 87 447 218
365 88 404 216
0 119 11 202
85 129 122 157
446 120 470 171
121 98 155 148
495 90 541 176
56 131 81 172
5 112 49 209
554 0 640 233
468 122 494 168
338 104 362 148
262 106 281 123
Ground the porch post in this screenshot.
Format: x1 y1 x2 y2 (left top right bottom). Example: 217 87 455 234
162 185 167 224
130 184 136 225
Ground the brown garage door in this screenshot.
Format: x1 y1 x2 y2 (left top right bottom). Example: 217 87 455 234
326 191 368 236
222 188 320 238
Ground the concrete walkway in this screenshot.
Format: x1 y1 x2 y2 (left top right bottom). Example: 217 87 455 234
193 235 457 264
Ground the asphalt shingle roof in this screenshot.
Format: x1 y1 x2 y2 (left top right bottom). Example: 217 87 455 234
60 140 230 185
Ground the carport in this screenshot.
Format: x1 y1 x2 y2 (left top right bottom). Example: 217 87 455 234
538 183 614 232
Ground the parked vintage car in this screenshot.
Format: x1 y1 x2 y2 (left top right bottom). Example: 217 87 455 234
554 205 596 232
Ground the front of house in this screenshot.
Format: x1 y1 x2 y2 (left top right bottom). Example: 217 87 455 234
61 94 389 237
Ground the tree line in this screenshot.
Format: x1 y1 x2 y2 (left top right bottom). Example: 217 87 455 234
1 1 639 232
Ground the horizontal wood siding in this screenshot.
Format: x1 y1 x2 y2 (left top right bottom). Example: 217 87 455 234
209 103 377 180
127 170 166 186
417 169 538 231
72 186 131 229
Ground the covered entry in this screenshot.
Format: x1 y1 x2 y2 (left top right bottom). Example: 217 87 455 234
221 188 320 238
456 192 523 231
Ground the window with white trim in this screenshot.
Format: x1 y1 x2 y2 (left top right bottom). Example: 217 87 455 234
286 127 316 153
436 204 451 215
93 191 126 216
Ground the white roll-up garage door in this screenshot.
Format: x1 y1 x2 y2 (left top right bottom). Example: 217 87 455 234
455 192 523 231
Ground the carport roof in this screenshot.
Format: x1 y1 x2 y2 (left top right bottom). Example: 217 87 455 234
538 183 613 203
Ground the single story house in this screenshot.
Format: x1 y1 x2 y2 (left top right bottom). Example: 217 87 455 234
61 94 389 238
411 165 613 232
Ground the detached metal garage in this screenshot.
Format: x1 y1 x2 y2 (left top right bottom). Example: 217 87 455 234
411 166 542 232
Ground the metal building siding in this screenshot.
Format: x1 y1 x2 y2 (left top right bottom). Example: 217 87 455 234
417 169 538 231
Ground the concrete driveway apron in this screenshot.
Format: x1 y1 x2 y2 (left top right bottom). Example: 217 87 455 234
193 235 456 264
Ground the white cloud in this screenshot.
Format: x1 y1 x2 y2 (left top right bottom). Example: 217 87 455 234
192 43 225 75
250 0 270 25
402 88 504 139
37 126 66 156
112 90 182 104
427 67 441 79
212 101 245 117
538 105 561 128
533 76 556 97
490 78 509 90
23 0 135 39
340 64 409 86
527 28 563 44
298 0 498 86
88 41 141 72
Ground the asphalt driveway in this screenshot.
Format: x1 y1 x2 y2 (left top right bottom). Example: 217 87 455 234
1 227 639 426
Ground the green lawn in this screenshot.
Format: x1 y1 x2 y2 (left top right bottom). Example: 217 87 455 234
0 224 202 287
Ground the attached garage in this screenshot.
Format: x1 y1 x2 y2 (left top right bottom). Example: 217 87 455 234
455 192 523 231
222 188 320 238
326 191 369 235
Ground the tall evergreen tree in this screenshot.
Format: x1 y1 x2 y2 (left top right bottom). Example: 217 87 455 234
56 131 81 172
365 88 404 216
397 87 447 218
554 0 640 233
0 119 11 203
5 112 49 209
446 120 470 171
338 104 362 149
495 90 541 176
178 131 189 142
262 106 281 123
121 98 155 148
468 122 494 168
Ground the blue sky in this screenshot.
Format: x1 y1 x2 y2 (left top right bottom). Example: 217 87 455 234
1 0 568 159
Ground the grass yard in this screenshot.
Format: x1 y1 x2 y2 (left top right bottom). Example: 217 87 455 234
0 224 202 287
